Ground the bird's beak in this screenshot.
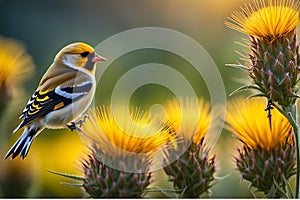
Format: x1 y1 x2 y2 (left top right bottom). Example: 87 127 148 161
93 53 107 62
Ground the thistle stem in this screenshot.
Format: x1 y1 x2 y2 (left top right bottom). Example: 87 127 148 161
282 105 299 198
294 124 299 198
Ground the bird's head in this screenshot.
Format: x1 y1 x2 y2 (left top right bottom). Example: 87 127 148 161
55 42 106 73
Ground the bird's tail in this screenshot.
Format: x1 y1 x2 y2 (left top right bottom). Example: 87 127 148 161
4 126 42 160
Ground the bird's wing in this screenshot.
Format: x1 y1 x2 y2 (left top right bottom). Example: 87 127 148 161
15 81 93 131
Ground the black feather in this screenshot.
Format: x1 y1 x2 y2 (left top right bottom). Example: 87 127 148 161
17 83 92 130
4 127 40 160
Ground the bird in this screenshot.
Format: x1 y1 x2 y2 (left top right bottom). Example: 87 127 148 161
4 42 106 160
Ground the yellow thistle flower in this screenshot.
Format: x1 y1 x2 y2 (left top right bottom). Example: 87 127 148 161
0 35 34 94
163 97 216 197
226 0 300 107
78 106 173 197
164 97 212 144
226 0 299 196
226 0 300 38
80 106 172 157
226 98 296 197
226 98 292 150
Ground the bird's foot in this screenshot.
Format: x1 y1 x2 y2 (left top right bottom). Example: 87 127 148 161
67 114 89 131
67 122 81 131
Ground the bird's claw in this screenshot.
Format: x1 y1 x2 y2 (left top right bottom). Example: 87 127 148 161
67 114 89 131
67 122 81 131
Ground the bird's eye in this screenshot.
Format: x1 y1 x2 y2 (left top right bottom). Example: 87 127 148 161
80 51 89 57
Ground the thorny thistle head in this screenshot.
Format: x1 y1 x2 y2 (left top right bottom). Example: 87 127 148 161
163 140 216 198
79 106 173 197
226 98 296 197
82 145 152 198
226 0 300 107
162 97 216 198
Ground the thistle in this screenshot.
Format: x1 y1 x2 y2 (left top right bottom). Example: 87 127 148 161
163 97 216 198
248 31 299 107
0 36 34 118
225 0 300 196
79 106 172 198
236 143 296 197
164 139 215 198
226 98 296 197
226 0 300 107
82 145 151 198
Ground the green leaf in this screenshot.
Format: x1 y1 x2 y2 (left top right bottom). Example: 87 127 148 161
144 187 183 198
282 175 294 198
265 183 277 198
229 84 263 96
178 186 187 198
246 93 267 99
47 169 84 181
60 182 83 187
248 184 257 198
225 63 250 71
272 177 288 198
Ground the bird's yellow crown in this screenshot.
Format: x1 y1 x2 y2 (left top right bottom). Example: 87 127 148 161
61 42 95 54
70 42 94 54
53 42 98 72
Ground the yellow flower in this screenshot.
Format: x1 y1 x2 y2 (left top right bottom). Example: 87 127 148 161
164 97 212 145
225 0 300 38
0 35 34 93
226 98 292 150
163 97 216 198
80 106 172 157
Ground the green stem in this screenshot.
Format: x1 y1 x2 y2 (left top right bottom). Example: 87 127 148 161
281 105 299 198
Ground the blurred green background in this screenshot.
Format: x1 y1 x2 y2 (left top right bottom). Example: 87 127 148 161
0 0 270 197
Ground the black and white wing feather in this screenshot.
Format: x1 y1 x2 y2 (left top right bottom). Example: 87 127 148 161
14 81 93 132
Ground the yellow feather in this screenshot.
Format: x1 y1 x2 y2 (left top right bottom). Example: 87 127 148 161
53 102 65 111
36 95 49 102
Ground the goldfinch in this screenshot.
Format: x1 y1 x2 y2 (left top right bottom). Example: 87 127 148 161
4 42 106 160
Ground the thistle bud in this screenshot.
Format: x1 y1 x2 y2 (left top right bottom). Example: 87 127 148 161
163 140 215 198
250 31 300 106
236 140 296 197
